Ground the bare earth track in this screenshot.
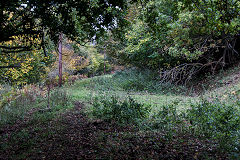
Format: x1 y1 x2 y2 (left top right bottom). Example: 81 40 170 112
0 102 227 159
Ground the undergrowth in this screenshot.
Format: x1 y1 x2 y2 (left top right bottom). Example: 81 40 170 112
87 68 189 95
0 86 73 126
1 68 240 159
90 94 240 158
186 100 240 155
91 95 150 125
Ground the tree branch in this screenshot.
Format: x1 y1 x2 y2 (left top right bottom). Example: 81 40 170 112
0 45 31 50
0 65 20 69
1 48 32 53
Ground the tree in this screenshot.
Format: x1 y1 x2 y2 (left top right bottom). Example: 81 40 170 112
0 0 131 45
58 33 63 87
109 0 240 84
0 0 134 84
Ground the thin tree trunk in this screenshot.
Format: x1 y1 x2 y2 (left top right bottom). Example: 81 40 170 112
104 48 106 75
47 84 50 108
58 33 63 87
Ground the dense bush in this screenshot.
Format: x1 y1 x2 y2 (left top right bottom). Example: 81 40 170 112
148 100 240 155
91 96 150 125
72 46 112 77
0 51 52 86
149 102 181 131
102 0 240 83
87 51 111 76
186 100 240 153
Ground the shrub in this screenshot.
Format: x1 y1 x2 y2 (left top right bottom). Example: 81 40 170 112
186 100 240 153
145 98 240 156
48 89 70 108
144 100 185 140
91 96 150 125
150 102 182 130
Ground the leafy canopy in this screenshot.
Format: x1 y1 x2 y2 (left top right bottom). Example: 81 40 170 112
0 0 132 48
0 0 134 84
106 0 240 83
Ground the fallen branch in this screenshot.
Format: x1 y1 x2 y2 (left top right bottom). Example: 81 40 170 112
159 60 225 85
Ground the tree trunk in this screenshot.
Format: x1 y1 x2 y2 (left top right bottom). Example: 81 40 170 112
104 48 106 75
58 33 63 87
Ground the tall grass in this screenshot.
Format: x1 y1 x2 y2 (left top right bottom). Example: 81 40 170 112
0 85 72 126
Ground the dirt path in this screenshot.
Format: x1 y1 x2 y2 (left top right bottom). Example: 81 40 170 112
0 102 227 159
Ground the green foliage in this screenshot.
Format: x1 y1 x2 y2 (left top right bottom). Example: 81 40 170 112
0 50 52 85
0 0 131 85
87 52 111 76
96 32 127 66
124 20 171 69
143 0 240 60
149 101 181 130
113 69 188 94
0 0 131 45
186 100 240 153
72 46 112 77
107 0 240 83
91 96 150 125
0 86 72 126
144 98 240 156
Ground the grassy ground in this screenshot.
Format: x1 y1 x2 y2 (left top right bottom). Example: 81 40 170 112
0 67 240 159
69 73 197 113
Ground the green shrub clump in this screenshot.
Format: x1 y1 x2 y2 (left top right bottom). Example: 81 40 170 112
92 96 150 125
186 100 240 153
146 99 239 156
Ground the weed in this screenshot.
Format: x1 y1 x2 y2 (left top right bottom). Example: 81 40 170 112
0 87 73 126
186 100 240 153
91 96 150 125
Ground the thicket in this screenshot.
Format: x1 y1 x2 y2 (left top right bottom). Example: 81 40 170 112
0 35 54 85
101 0 240 84
0 36 112 87
46 40 112 86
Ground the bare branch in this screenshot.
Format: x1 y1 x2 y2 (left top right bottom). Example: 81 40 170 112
159 60 226 85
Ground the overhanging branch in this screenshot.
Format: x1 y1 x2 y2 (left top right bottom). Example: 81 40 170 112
0 65 20 69
1 48 32 53
0 45 31 50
